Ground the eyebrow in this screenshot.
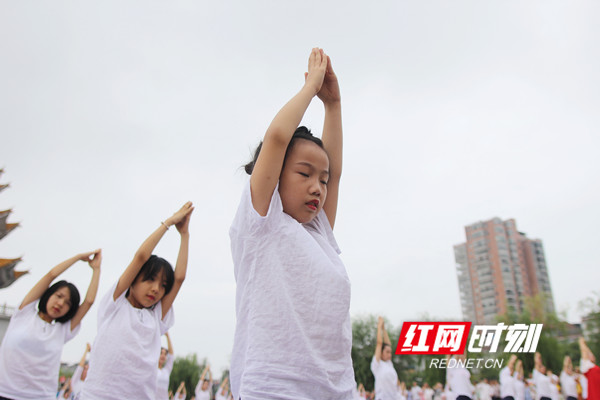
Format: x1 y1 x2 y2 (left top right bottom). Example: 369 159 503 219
295 161 329 175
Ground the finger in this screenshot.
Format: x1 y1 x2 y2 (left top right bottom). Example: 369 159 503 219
326 55 334 74
308 48 316 69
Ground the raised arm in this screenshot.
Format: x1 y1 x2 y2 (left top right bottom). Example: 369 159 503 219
196 365 210 393
250 48 327 216
375 316 384 361
316 55 342 229
166 331 174 355
20 250 100 309
579 337 596 362
219 376 229 391
161 207 192 319
70 250 102 330
176 381 185 397
114 202 193 300
79 343 91 367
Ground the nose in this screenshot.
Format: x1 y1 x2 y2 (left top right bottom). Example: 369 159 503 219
309 177 321 196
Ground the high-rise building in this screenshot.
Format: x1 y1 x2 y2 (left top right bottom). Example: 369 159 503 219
454 217 555 324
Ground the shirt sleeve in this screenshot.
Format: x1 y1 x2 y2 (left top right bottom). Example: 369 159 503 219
13 301 37 320
97 281 122 323
231 181 285 238
156 300 174 335
64 320 81 342
371 356 380 376
581 359 595 374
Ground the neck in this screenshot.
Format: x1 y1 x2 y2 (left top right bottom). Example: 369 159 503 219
126 293 143 309
38 311 53 323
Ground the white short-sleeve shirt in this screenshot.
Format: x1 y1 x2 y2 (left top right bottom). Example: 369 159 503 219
371 356 399 400
447 364 473 398
80 281 174 400
0 302 80 400
229 182 355 400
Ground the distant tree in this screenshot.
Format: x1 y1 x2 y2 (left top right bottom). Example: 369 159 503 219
579 293 600 358
169 353 205 398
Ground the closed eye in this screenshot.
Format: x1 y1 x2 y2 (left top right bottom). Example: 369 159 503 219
298 172 309 177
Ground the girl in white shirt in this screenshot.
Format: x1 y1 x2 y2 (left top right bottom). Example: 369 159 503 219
560 356 578 400
195 365 213 400
230 48 353 400
514 360 526 400
174 382 187 400
215 377 230 400
0 250 101 400
81 203 193 400
156 332 175 400
371 317 399 400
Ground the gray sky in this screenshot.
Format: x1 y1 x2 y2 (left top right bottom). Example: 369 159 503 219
1 1 599 374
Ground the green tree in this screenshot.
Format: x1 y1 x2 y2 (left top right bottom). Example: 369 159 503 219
579 293 600 358
169 353 205 399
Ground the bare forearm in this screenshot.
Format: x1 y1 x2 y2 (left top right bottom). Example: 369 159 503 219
383 328 391 346
134 224 170 262
48 255 83 280
174 233 189 283
166 332 174 354
321 101 343 180
265 85 317 145
83 268 101 305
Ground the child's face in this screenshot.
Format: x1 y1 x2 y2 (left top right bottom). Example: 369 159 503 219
278 140 329 224
45 286 73 320
128 270 166 309
159 348 168 367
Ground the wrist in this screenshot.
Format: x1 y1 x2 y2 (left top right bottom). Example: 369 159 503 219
323 99 341 109
301 82 320 97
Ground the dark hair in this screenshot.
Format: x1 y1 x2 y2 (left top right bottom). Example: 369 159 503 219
382 343 391 352
244 126 326 175
126 255 175 304
38 280 80 323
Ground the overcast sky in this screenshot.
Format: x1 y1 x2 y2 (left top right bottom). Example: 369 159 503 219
1 1 599 374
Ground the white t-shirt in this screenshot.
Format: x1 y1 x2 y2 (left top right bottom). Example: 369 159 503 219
447 364 473 398
411 385 423 400
229 182 355 400
560 371 577 398
513 378 525 400
156 353 174 400
500 367 516 398
80 282 174 400
477 382 492 400
371 356 399 400
0 302 80 400
423 388 434 400
216 390 229 400
533 369 552 400
196 386 211 400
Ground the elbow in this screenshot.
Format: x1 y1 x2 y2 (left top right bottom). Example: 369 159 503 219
174 275 185 286
265 127 291 148
82 298 95 308
133 251 151 265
